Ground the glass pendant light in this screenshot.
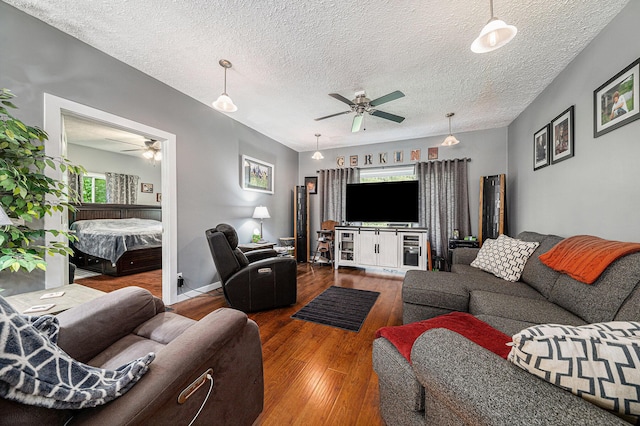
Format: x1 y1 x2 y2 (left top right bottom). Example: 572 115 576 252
441 113 460 146
212 59 238 112
471 0 517 53
311 133 324 160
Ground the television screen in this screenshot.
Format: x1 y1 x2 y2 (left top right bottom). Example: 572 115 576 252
346 181 419 223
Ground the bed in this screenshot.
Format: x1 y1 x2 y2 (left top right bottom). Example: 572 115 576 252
69 204 162 276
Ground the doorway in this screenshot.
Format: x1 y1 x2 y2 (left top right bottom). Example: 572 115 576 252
43 94 179 305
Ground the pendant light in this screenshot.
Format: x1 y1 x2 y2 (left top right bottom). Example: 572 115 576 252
441 113 460 146
471 0 517 54
311 133 324 160
212 59 238 112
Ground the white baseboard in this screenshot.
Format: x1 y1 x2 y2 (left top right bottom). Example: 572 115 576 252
176 281 222 302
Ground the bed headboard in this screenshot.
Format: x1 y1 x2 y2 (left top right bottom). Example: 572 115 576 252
69 204 162 223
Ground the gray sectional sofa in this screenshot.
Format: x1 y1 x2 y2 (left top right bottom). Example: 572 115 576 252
373 231 640 425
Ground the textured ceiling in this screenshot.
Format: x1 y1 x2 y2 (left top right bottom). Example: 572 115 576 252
4 0 630 152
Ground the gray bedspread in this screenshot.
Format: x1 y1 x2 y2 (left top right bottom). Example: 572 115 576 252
71 218 162 264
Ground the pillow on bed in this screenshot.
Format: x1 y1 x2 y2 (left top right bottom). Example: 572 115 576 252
508 322 640 422
471 234 539 282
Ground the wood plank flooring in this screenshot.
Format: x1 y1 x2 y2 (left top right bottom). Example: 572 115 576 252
78 264 405 425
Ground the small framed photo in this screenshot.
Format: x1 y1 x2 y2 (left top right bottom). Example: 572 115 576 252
393 151 403 163
533 124 550 170
410 149 421 161
428 147 438 160
594 58 640 138
349 155 358 166
379 153 388 164
305 176 318 194
336 156 345 167
156 193 162 202
242 155 274 194
551 106 575 164
141 183 153 193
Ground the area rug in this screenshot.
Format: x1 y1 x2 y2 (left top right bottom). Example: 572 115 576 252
291 286 380 332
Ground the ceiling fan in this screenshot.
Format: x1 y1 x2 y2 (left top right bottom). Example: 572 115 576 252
315 90 405 132
121 139 161 161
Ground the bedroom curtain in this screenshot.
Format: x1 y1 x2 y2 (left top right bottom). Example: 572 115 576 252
105 172 139 204
416 158 471 259
318 168 360 223
62 115 83 202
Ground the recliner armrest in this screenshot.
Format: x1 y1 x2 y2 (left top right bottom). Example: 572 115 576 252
56 287 162 363
245 248 278 263
411 329 626 425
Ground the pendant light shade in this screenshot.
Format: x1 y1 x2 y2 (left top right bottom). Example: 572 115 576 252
441 113 460 146
212 59 238 112
471 0 517 53
311 133 324 160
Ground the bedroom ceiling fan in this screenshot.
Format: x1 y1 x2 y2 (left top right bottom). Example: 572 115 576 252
315 90 406 132
121 139 162 161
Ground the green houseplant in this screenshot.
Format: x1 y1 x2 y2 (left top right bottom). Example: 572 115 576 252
0 88 85 272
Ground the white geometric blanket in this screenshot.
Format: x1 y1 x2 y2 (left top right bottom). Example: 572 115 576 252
0 295 154 409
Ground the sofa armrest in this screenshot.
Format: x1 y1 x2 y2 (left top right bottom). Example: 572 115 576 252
56 287 162 363
411 329 626 425
71 308 264 426
245 248 278 263
451 247 479 265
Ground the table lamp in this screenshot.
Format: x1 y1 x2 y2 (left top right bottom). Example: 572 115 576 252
0 205 12 226
252 206 270 242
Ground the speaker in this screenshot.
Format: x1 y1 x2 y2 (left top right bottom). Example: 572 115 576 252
294 185 309 262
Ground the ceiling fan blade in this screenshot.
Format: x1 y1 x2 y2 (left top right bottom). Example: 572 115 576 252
329 93 356 106
352 114 364 133
370 110 405 123
314 110 352 121
369 90 405 107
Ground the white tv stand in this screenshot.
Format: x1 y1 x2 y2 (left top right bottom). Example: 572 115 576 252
334 226 429 272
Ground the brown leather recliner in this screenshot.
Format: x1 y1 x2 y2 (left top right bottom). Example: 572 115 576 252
205 223 297 312
0 286 264 425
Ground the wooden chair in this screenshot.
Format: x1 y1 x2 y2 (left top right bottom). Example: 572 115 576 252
312 220 338 265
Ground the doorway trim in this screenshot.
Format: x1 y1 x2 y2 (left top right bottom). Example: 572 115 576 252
43 94 179 305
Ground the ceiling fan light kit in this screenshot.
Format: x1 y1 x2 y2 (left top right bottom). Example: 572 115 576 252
471 0 517 53
441 112 460 146
311 133 324 160
212 59 238 113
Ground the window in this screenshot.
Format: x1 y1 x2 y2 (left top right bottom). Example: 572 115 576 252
359 165 416 183
82 172 107 203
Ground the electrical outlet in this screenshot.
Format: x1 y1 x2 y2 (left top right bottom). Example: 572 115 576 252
177 272 183 278
177 272 184 288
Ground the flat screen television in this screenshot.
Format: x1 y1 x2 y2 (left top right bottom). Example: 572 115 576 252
345 180 419 223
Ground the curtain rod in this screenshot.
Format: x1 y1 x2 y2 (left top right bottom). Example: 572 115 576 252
316 157 471 173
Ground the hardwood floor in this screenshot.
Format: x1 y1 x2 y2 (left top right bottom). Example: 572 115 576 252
78 264 404 425
75 269 162 298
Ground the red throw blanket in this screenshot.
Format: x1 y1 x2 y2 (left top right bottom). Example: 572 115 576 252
539 235 640 284
375 312 512 363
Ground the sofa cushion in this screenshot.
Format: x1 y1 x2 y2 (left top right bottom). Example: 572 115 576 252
474 314 538 336
450 265 547 300
517 232 563 298
134 312 195 344
471 234 539 282
89 334 165 371
549 252 640 324
402 270 469 312
508 322 640 423
469 291 586 325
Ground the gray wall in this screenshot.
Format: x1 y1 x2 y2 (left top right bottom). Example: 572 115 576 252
0 3 298 292
507 0 640 242
298 127 507 245
67 144 162 206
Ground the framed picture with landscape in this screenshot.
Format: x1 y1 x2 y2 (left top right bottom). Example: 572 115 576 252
533 124 550 170
242 155 274 194
551 106 574 164
594 58 640 138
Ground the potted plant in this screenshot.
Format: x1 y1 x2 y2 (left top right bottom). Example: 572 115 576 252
0 88 85 273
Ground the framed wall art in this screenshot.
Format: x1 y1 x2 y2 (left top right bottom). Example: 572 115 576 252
141 183 153 193
304 176 318 194
393 151 403 163
428 147 438 160
410 149 421 161
594 58 640 138
551 106 575 164
350 155 358 166
533 124 550 170
242 155 274 194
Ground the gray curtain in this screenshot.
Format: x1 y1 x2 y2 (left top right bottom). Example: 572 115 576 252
318 168 360 223
416 158 471 259
105 172 139 204
67 171 83 203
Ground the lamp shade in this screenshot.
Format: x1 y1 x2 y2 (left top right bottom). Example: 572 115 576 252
0 205 12 226
212 94 238 112
441 135 460 146
471 18 517 53
252 206 270 219
143 149 155 159
311 151 324 160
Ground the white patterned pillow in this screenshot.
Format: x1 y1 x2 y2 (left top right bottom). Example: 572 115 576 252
508 322 640 422
470 234 539 282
